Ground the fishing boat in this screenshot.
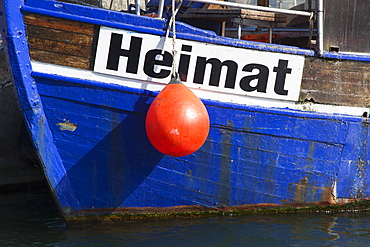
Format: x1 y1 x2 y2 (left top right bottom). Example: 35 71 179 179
1 0 369 225
0 36 43 191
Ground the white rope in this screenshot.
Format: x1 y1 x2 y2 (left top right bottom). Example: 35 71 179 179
161 0 182 78
170 0 177 78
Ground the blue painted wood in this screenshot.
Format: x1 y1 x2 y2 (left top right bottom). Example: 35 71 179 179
33 73 368 209
1 0 370 223
322 51 370 62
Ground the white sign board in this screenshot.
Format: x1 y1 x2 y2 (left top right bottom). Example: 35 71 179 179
94 27 305 101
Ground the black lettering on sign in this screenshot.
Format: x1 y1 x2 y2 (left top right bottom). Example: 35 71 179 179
240 64 269 92
100 33 297 98
144 49 172 78
178 45 192 82
194 57 238 88
273 59 291 95
106 33 142 74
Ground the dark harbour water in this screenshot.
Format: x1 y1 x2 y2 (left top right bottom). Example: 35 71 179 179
1 189 370 247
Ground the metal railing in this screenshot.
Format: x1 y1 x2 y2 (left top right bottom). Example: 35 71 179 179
178 0 313 17
140 0 323 55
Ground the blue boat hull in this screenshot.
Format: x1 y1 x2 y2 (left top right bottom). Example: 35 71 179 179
35 72 368 210
1 0 370 224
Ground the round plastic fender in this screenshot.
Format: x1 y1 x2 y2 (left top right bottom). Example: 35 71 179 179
146 78 210 157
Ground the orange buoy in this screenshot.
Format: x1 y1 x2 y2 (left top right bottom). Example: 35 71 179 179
146 77 210 157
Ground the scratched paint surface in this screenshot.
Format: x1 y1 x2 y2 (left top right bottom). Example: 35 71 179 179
35 76 370 211
2 0 370 221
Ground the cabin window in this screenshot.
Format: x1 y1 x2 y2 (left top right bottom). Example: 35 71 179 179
323 0 370 53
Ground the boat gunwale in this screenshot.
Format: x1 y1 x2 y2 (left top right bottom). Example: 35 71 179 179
22 0 370 62
22 0 313 55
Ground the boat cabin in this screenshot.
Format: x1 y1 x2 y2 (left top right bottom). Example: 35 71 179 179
39 0 370 54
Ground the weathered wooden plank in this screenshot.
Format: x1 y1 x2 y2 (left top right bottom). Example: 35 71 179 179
240 9 286 19
28 37 92 58
180 8 286 22
300 57 370 107
186 8 286 18
300 90 370 108
24 13 94 35
24 13 96 70
26 25 93 46
304 58 369 74
303 60 369 86
29 50 91 70
239 14 286 22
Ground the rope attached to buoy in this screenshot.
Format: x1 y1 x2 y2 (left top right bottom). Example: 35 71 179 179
146 0 210 157
162 0 182 79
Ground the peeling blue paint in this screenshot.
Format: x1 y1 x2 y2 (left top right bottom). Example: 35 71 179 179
1 0 370 224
